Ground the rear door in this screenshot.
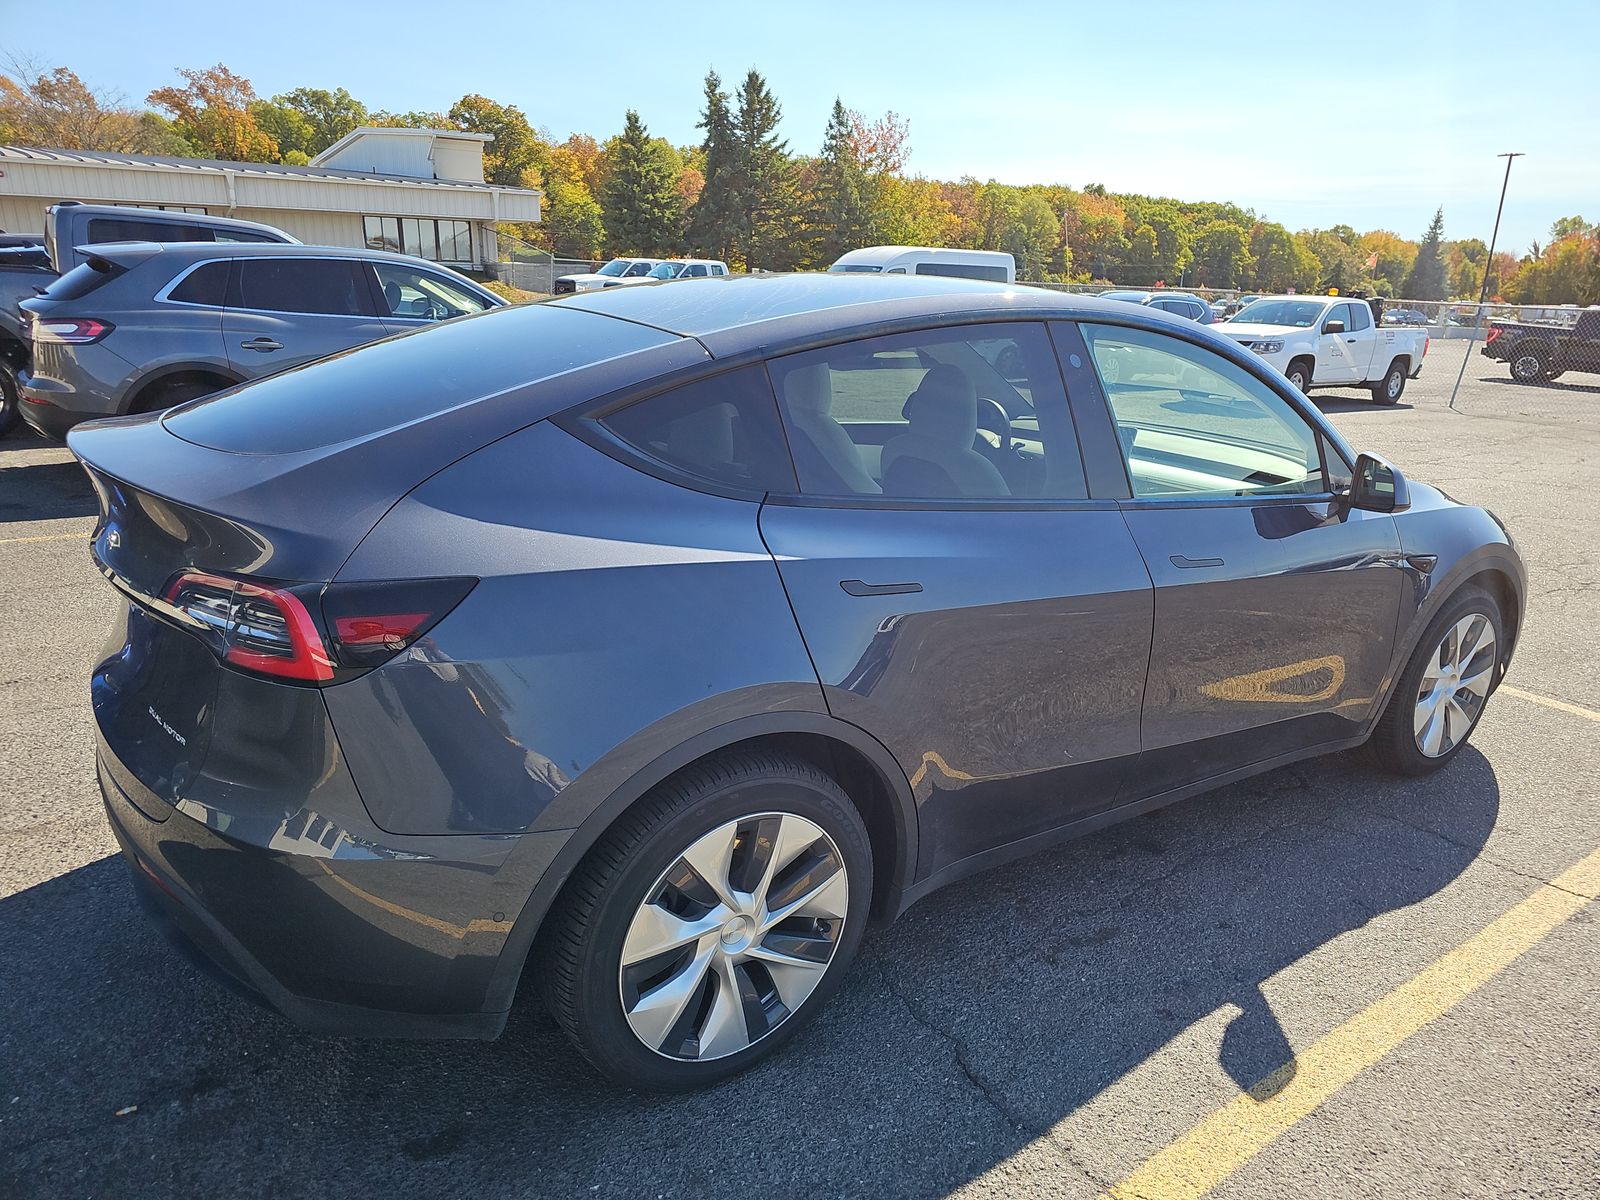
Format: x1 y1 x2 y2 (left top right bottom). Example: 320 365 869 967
223 256 390 377
1077 320 1406 793
758 321 1154 880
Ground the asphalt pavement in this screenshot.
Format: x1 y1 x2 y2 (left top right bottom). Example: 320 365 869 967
1 340 1595 1199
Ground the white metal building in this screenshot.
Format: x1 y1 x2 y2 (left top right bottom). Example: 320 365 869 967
0 127 541 274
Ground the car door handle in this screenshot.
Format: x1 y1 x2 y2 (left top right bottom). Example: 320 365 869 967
840 579 923 597
240 337 283 352
1170 555 1224 569
1346 337 1358 344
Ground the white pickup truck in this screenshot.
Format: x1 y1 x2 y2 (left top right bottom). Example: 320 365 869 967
1220 295 1428 404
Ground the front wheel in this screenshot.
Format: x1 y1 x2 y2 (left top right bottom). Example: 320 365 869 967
543 751 872 1090
1285 358 1313 393
1370 360 1406 405
1366 586 1502 775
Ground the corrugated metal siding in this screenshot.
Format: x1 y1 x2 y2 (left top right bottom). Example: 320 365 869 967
0 196 49 236
233 209 365 247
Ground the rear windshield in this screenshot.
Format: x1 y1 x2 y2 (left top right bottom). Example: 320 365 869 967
41 257 125 301
163 304 677 454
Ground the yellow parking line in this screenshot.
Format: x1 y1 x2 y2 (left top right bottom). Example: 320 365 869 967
0 529 92 546
1498 683 1600 724
1100 845 1600 1200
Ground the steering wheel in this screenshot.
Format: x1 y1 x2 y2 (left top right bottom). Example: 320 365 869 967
974 396 1013 455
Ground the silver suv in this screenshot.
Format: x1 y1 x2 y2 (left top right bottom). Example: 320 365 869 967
17 242 502 438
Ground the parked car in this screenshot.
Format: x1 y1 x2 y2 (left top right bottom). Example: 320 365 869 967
1 203 297 436
1221 295 1429 402
1481 306 1600 382
17 241 502 439
552 258 663 294
828 245 1015 283
637 259 731 282
1099 290 1215 324
73 274 1524 1091
1383 308 1429 326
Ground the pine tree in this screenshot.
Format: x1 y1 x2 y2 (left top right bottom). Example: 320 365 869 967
1403 207 1448 300
686 72 739 260
731 69 794 270
601 110 685 256
812 98 869 264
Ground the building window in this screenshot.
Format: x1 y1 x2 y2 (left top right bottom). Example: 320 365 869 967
363 216 473 265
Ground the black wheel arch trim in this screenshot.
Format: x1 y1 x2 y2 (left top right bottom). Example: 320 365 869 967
117 362 245 414
481 709 919 1015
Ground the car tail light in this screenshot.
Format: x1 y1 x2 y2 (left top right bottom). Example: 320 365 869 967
1484 326 1501 346
32 317 113 344
1422 336 1430 357
165 572 333 682
321 578 477 669
160 571 476 683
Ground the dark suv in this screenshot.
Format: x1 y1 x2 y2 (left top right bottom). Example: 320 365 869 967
71 274 1523 1091
18 242 502 438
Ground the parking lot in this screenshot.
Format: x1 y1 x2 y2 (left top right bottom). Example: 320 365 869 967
1 339 1596 1198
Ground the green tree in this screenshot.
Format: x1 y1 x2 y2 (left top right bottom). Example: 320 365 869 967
1402 207 1448 300
1006 192 1062 279
253 86 367 160
811 97 870 263
542 151 605 258
1549 215 1590 241
147 64 277 161
601 110 685 255
686 71 740 260
1192 219 1253 288
447 93 547 187
730 69 794 269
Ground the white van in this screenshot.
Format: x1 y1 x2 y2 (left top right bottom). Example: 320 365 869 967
827 246 1015 283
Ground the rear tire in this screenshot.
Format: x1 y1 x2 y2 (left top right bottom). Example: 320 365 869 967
0 358 21 437
1366 586 1502 776
1285 358 1313 394
1509 347 1547 384
543 750 873 1091
1370 359 1406 405
128 376 227 415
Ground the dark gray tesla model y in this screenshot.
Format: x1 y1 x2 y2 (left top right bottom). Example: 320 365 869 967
71 274 1524 1090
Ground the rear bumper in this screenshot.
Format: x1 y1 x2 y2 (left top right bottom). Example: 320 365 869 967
97 742 556 1039
16 371 86 439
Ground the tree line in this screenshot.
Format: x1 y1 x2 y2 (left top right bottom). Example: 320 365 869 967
2 59 1595 305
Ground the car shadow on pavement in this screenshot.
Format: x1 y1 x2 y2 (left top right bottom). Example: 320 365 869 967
1309 394 1414 414
0 749 1498 1199
0 458 96 523
1480 375 1600 396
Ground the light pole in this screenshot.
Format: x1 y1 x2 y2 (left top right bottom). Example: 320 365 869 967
1450 152 1523 411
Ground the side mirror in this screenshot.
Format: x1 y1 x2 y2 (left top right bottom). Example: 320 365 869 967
1322 318 1346 335
1347 452 1410 513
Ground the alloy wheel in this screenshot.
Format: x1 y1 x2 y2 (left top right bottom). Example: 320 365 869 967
1413 612 1496 757
618 812 849 1061
1511 354 1542 382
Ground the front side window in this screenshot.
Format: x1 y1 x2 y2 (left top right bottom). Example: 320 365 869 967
647 263 683 279
1325 303 1354 331
228 258 377 317
1084 323 1325 499
683 264 708 278
624 261 655 277
598 365 795 493
373 263 491 320
769 323 1085 502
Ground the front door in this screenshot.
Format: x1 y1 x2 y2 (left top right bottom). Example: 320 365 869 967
1079 320 1407 795
223 256 391 377
758 322 1154 879
1315 302 1360 382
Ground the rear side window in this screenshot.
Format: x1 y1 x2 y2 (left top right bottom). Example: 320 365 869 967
228 258 377 317
41 258 125 301
88 217 214 244
214 230 282 244
1348 303 1371 332
164 305 677 454
598 365 795 494
167 261 229 306
913 261 1008 282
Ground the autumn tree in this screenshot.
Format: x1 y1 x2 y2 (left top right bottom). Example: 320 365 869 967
541 148 606 258
1 61 191 155
601 110 685 255
1402 207 1448 300
448 94 548 187
147 65 277 161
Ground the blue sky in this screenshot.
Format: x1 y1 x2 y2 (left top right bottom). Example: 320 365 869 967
2 0 1595 253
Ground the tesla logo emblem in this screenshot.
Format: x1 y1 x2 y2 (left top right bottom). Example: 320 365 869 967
106 529 121 549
